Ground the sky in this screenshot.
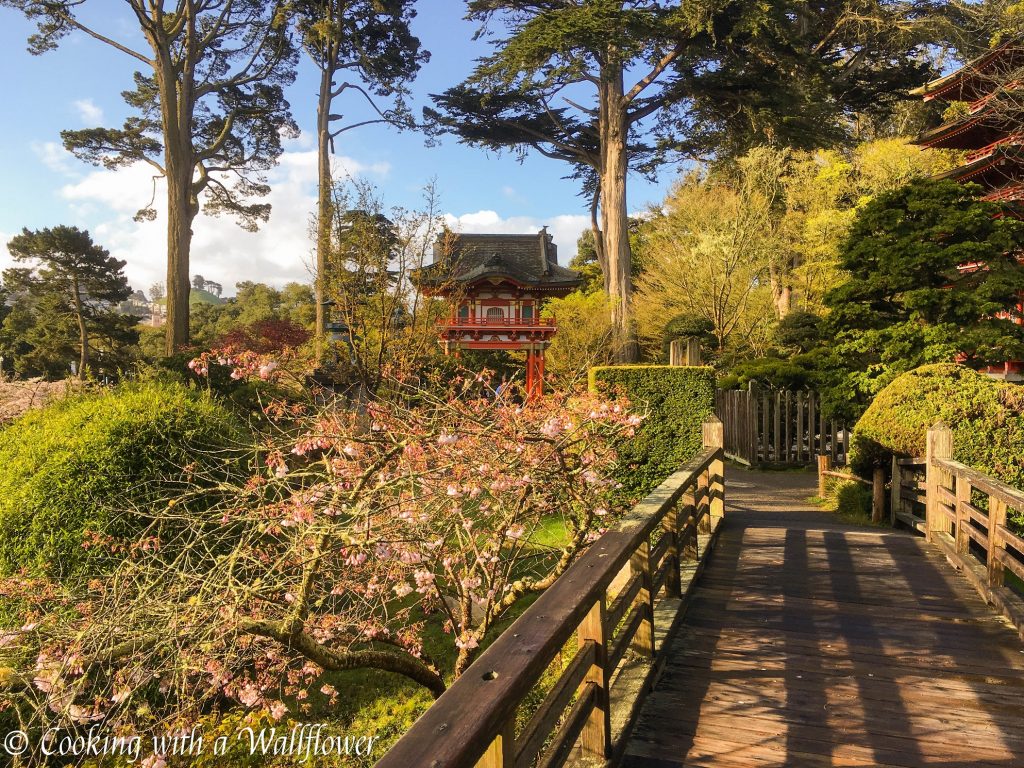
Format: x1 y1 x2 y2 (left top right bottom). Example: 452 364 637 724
0 3 678 298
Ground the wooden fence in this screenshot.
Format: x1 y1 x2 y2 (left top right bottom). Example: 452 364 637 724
716 388 848 467
375 418 726 768
924 421 1024 638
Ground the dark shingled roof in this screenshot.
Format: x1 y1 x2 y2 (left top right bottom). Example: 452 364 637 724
414 229 581 292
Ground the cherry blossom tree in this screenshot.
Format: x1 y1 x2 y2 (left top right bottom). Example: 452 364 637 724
0 358 639 764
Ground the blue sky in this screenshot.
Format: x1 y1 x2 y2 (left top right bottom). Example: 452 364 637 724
0 3 677 296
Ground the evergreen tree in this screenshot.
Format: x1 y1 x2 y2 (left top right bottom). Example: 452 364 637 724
2 0 298 355
428 0 944 362
290 0 427 358
824 179 1024 416
3 226 138 379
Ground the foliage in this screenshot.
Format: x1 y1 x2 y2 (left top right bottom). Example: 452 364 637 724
321 180 448 393
824 180 1024 419
719 354 822 392
0 362 638 763
542 290 614 387
0 382 244 578
633 172 778 360
775 311 824 354
291 0 428 350
187 281 316 351
589 365 716 500
3 0 299 352
850 365 1024 495
2 226 138 380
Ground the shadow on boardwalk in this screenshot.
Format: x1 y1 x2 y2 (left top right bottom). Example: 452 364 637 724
622 467 1024 768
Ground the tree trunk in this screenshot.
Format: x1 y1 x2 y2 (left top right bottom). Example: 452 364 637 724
599 60 638 363
314 64 334 362
769 264 792 319
164 160 194 355
71 276 89 379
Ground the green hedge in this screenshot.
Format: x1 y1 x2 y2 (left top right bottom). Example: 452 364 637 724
589 365 716 500
851 363 1024 494
0 381 246 578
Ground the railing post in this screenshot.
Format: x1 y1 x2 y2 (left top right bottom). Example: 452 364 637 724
681 485 698 561
925 421 953 543
663 496 682 598
578 598 611 759
988 495 1007 589
703 415 725 526
818 454 832 498
872 467 886 524
889 457 901 526
477 718 515 768
956 478 972 557
630 541 655 657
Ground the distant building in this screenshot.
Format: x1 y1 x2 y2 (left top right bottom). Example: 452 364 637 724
413 228 581 398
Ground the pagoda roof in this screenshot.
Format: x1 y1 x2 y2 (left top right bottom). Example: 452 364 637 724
414 230 581 293
912 39 1024 103
914 101 1015 150
935 141 1024 188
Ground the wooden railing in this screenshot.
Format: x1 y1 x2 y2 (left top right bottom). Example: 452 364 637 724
375 417 726 768
716 387 848 467
890 455 927 533
924 422 1024 638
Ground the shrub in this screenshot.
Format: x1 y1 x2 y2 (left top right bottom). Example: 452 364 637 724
0 381 246 578
589 365 716 499
851 363 1024 493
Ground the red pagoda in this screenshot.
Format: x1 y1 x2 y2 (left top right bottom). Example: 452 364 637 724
913 40 1024 379
414 228 580 398
913 39 1024 204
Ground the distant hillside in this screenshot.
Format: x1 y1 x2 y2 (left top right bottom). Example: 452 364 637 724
154 289 226 307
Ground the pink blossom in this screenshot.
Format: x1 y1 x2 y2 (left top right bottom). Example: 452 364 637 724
269 700 288 721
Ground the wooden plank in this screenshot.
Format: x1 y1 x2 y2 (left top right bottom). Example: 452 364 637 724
773 390 781 463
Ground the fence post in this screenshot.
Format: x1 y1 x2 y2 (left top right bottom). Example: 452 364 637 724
889 457 901 526
669 339 684 366
578 598 611 759
872 467 886 524
629 542 655 657
925 421 953 543
818 454 831 498
703 416 725 525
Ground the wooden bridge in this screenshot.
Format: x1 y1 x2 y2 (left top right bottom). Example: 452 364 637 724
376 420 1024 768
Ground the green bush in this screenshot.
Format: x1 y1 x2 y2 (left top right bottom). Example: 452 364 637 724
0 381 246 578
851 364 1024 521
589 365 716 500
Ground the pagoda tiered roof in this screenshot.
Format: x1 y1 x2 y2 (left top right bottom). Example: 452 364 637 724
912 39 1024 103
414 230 581 294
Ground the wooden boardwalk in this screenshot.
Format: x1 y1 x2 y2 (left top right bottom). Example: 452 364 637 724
622 468 1024 768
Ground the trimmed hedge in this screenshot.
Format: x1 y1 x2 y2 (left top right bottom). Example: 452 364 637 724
589 365 716 500
0 382 246 578
851 363 1024 493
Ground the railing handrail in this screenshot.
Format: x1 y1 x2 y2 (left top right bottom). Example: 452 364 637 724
440 316 557 328
375 425 725 768
924 423 1024 639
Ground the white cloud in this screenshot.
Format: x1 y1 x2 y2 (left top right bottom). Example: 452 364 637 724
31 141 79 176
0 232 14 277
54 139 392 294
443 210 589 264
72 98 104 125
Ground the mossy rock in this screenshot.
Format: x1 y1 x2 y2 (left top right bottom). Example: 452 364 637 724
0 381 247 578
851 363 1024 500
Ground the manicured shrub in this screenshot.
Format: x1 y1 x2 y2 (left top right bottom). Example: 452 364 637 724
851 363 1024 494
0 381 246 578
589 365 716 499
